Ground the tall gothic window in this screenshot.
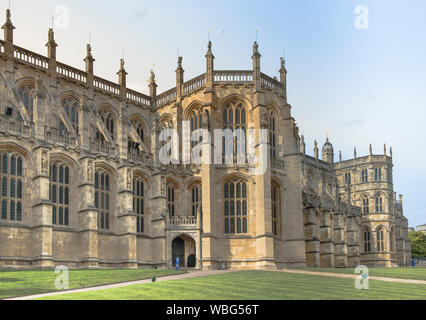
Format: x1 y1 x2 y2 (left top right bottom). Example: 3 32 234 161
18 85 34 121
390 227 395 252
62 97 79 133
376 227 385 252
49 163 70 226
361 169 368 183
191 185 202 217
364 229 371 252
269 112 276 159
224 179 248 234
271 182 281 236
0 153 23 221
375 195 383 213
95 171 110 230
167 184 175 218
133 177 145 233
223 101 246 163
362 196 369 214
374 168 382 181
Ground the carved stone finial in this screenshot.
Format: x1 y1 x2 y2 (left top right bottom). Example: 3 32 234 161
369 143 373 156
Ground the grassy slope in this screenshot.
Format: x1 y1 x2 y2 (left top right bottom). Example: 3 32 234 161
37 270 426 300
302 267 426 281
0 269 186 299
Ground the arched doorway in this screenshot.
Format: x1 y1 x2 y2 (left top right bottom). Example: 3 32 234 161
187 254 196 268
172 237 185 267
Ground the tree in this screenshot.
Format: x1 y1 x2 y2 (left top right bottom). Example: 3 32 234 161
409 231 426 258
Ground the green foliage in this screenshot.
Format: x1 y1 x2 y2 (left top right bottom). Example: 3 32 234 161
409 231 426 258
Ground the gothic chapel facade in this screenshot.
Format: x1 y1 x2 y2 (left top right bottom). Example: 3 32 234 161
0 10 411 269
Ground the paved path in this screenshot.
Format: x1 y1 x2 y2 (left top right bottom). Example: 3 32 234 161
4 270 233 300
278 269 426 285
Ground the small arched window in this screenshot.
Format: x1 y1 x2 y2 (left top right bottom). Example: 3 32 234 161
18 84 35 121
62 97 79 133
167 184 175 218
375 168 382 181
375 195 383 213
364 229 371 252
133 177 145 233
49 163 70 226
362 196 369 214
191 185 202 217
224 179 248 234
0 153 23 221
377 227 385 252
271 182 281 236
95 170 111 230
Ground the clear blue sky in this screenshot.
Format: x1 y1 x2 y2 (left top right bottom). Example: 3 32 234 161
5 0 426 227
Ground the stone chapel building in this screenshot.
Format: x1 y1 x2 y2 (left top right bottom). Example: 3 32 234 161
0 10 411 269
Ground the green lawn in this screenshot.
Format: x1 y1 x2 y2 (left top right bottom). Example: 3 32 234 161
37 270 426 300
0 268 186 299
302 267 426 281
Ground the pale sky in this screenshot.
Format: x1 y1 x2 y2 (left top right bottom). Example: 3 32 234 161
4 0 426 227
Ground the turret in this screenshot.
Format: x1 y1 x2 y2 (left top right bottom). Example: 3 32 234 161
279 57 287 102
2 9 15 55
149 69 157 98
322 136 334 163
205 41 214 89
252 41 261 84
314 140 319 159
176 56 184 97
46 28 58 60
84 44 95 75
300 135 306 154
117 58 127 87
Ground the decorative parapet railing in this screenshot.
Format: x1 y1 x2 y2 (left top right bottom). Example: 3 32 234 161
56 62 87 84
128 149 153 167
44 126 76 145
0 115 32 137
169 216 197 226
183 73 206 95
126 89 151 108
214 70 253 83
93 76 120 96
89 138 116 156
260 73 283 92
13 45 49 70
156 88 177 107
